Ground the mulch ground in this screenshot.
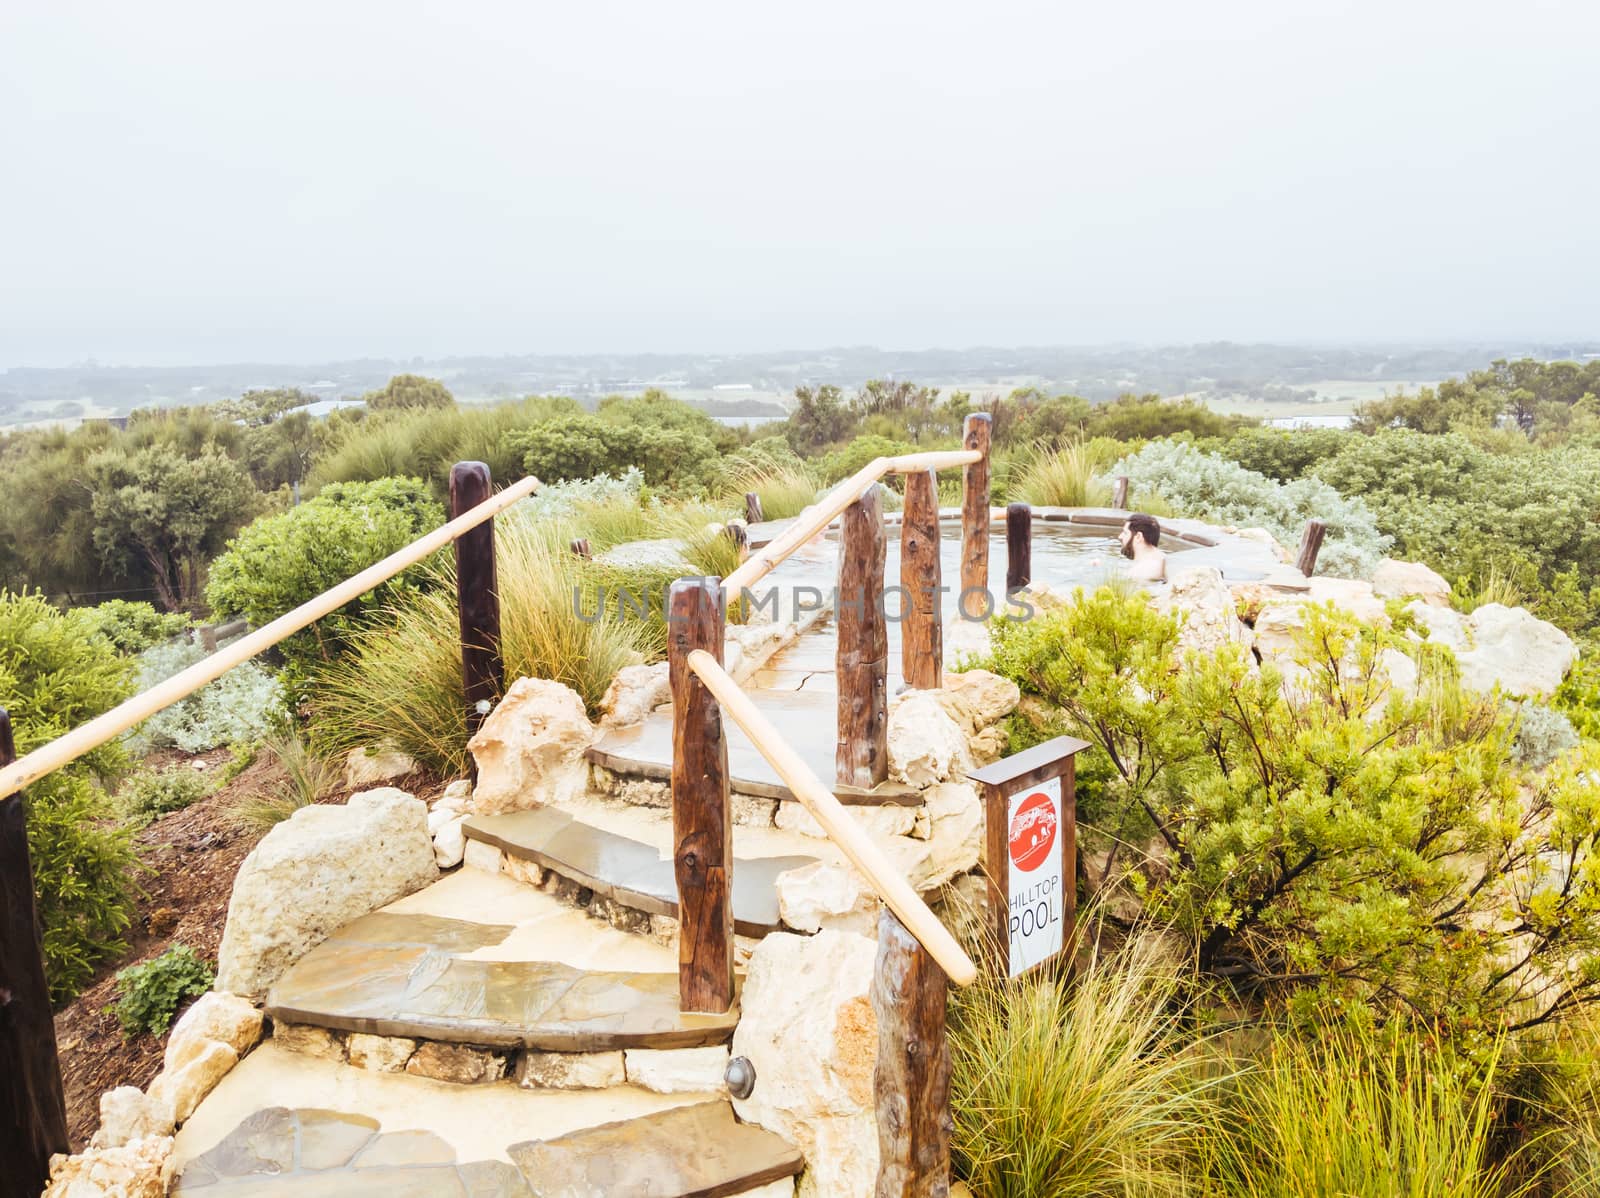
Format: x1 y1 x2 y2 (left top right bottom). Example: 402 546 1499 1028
51 750 443 1150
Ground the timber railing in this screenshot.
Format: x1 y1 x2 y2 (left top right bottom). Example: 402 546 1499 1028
0 463 536 1198
668 413 994 1194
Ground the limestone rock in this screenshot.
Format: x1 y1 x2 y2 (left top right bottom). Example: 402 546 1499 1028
939 669 1021 729
344 744 417 790
463 839 503 874
91 1088 172 1150
1407 600 1469 653
777 860 877 934
517 1050 625 1090
272 1023 344 1062
406 1042 506 1085
1373 559 1452 607
887 692 971 788
148 1039 237 1125
599 662 670 727
45 1136 173 1198
346 1033 416 1072
624 1045 730 1094
1378 647 1419 698
164 992 262 1070
433 813 467 869
776 802 917 840
468 678 596 814
1458 604 1578 698
1253 578 1388 664
908 782 984 891
441 778 473 805
216 789 437 1001
943 619 991 667
733 930 879 1198
1153 566 1251 656
1306 577 1390 627
968 725 1008 767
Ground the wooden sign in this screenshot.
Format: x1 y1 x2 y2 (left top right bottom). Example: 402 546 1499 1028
968 735 1090 977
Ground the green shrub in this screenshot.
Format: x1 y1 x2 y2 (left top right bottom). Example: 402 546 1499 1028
951 934 1216 1196
1209 425 1356 481
112 945 214 1037
128 641 283 753
1 590 141 1000
1111 439 1391 578
228 731 338 832
815 435 918 486
116 766 213 828
1512 701 1580 771
206 476 444 673
79 600 190 655
1011 438 1115 507
361 373 454 412
505 411 721 490
724 462 816 522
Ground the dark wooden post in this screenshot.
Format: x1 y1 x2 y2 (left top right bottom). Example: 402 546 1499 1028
968 736 1090 978
959 413 992 621
837 484 888 789
873 909 952 1198
0 710 69 1198
726 520 750 564
1005 503 1032 593
900 469 942 691
570 537 592 560
667 578 734 1013
745 492 765 525
1295 518 1327 577
1111 475 1130 510
450 462 503 750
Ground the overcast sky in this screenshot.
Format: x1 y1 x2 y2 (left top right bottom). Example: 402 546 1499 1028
1 1 1596 367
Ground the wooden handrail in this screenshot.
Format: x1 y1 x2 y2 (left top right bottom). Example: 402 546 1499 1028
0 474 541 801
722 448 980 595
685 647 979 987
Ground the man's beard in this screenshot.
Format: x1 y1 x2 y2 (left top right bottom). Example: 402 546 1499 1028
1120 539 1135 560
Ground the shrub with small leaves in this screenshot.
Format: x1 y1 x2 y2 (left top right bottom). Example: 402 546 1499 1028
117 766 213 828
79 599 191 655
1514 701 1581 771
113 944 214 1037
128 641 284 753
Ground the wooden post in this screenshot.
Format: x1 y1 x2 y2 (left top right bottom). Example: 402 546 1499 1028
667 578 734 1013
837 483 888 789
1005 503 1032 593
873 908 952 1198
969 736 1090 978
450 462 503 750
1111 475 1130 510
726 519 750 564
0 709 69 1198
900 469 942 691
1295 518 1327 577
959 413 992 620
570 538 592 560
745 492 765 525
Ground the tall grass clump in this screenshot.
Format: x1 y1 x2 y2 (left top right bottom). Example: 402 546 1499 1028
1011 438 1114 508
311 508 667 774
727 462 817 522
1202 1025 1538 1197
229 731 339 832
950 934 1216 1197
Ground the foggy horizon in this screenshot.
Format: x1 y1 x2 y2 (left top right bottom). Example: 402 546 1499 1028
4 1 1597 370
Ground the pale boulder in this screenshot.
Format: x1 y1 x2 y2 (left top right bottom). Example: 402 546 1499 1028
91 1088 172 1150
624 1045 730 1094
908 782 985 892
1406 600 1469 653
347 1033 417 1073
433 813 467 869
1254 578 1389 664
216 788 438 1001
44 1136 173 1198
1458 604 1578 698
777 860 877 935
148 1039 237 1125
1153 566 1250 656
518 1050 625 1090
887 692 971 788
599 662 670 727
468 678 596 814
943 618 991 667
776 802 918 840
343 744 417 790
1373 559 1452 607
732 930 880 1198
938 669 1021 729
164 991 262 1069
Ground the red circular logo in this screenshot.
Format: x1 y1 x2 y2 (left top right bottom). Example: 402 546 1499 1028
1008 791 1058 872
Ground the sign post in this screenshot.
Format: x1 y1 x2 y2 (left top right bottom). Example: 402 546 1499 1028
968 735 1090 977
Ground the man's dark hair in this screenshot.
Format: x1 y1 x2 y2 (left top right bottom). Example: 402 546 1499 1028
1126 513 1162 548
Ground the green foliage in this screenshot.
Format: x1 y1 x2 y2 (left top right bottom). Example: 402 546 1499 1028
982 586 1600 1034
116 766 213 828
206 476 444 672
1202 1025 1531 1196
1353 358 1600 444
1555 649 1600 741
786 383 855 449
1208 424 1355 481
362 373 455 412
815 435 919 486
951 935 1216 1196
1010 438 1116 507
1112 439 1390 578
112 945 214 1038
85 443 261 611
79 599 190 655
228 731 337 832
1512 701 1580 771
129 641 284 753
505 395 725 489
1081 393 1249 442
724 461 816 522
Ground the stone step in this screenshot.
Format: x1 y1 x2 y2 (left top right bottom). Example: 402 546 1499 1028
171 1042 798 1196
462 806 817 937
265 872 740 1055
590 688 923 808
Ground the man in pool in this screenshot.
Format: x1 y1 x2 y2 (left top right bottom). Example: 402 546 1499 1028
1119 512 1167 582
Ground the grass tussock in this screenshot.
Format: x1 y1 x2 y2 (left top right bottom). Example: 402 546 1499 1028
951 934 1216 1197
726 462 818 522
1012 439 1114 508
229 731 339 832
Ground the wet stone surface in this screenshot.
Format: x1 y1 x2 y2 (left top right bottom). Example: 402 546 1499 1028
173 1108 533 1196
462 808 815 936
266 911 740 1051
